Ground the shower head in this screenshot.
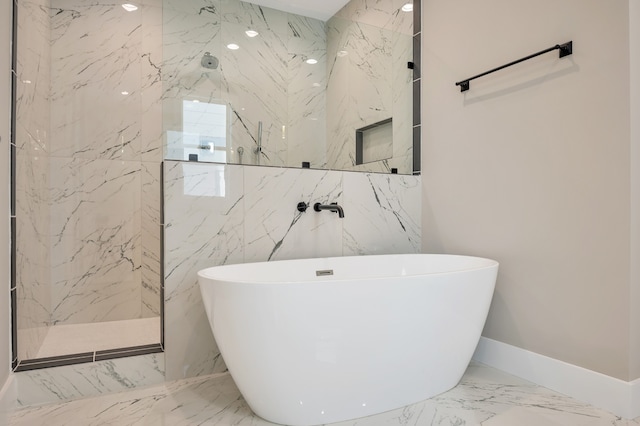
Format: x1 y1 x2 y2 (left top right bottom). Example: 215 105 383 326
201 52 219 69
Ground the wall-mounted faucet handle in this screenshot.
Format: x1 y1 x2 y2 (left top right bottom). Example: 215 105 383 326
297 202 308 213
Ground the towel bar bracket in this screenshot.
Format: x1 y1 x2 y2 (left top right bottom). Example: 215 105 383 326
558 41 573 58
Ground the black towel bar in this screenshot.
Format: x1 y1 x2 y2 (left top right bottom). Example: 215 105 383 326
455 41 573 92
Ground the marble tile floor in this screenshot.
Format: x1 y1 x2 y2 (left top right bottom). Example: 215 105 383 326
3 361 639 426
34 317 161 358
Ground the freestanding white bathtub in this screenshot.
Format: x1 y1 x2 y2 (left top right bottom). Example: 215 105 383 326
198 254 498 426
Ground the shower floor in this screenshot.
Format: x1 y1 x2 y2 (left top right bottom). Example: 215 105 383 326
34 317 161 359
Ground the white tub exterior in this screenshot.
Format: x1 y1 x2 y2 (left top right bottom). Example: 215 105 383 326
198 254 499 426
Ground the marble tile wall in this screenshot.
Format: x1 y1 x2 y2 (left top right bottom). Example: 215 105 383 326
164 160 421 380
286 14 328 169
161 0 414 173
161 0 224 163
14 0 164 359
4 353 165 409
140 0 164 319
48 158 142 324
141 163 162 317
14 0 416 380
47 0 163 325
161 0 328 169
15 0 53 360
327 0 414 174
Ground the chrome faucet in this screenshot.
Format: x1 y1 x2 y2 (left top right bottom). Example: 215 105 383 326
313 202 345 218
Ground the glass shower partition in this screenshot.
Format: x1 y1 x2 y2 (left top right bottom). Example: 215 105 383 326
12 0 163 368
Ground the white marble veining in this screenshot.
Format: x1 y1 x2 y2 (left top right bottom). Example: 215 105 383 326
5 362 639 426
161 0 411 171
50 0 143 161
326 16 352 170
163 162 244 379
140 2 164 164
15 0 163 359
48 0 163 324
51 0 162 323
163 161 421 381
342 171 421 255
335 0 409 30
15 0 53 360
7 353 165 410
16 0 412 359
15 0 50 156
49 158 142 325
141 162 162 317
326 0 414 174
286 14 328 169
160 3 223 116
243 167 343 262
220 1 289 167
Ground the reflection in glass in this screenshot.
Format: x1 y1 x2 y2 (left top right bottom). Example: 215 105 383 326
166 100 229 163
162 0 417 175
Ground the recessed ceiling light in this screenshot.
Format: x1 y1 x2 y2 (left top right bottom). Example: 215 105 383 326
227 43 240 50
401 3 413 12
306 58 318 65
122 3 138 12
245 30 259 38
121 91 129 95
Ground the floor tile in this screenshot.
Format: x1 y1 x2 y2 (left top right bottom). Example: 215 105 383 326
4 362 639 426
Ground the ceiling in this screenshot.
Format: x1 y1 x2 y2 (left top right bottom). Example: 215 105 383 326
241 0 351 21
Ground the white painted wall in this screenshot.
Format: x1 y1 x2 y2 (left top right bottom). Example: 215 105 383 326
422 0 635 380
0 0 13 388
630 0 640 380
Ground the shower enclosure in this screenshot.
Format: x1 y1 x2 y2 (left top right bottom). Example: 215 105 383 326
12 0 163 367
12 0 416 368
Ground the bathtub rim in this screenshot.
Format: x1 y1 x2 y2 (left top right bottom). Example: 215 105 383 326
197 253 499 285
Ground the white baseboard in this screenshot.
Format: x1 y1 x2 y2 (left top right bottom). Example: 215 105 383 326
472 337 640 419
